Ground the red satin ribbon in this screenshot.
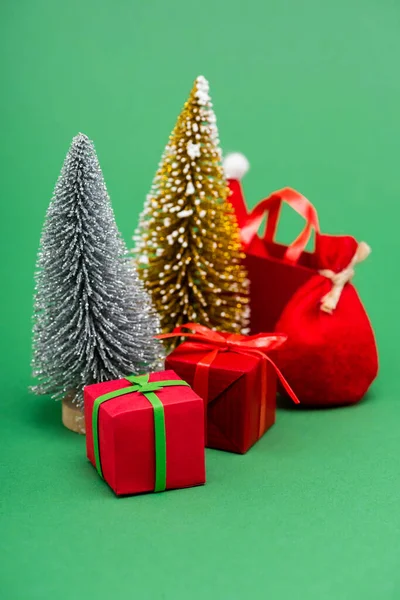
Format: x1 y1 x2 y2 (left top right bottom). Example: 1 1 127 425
240 187 320 263
157 323 300 438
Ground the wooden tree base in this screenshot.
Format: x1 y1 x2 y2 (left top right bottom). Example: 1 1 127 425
62 395 86 435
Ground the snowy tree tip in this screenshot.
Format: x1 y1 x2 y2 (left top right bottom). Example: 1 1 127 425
194 76 210 105
195 75 209 90
223 153 250 180
73 132 90 143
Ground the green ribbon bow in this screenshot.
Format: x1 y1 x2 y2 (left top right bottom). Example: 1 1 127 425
92 374 189 492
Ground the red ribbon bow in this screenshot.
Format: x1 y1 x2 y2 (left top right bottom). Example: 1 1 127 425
157 324 300 438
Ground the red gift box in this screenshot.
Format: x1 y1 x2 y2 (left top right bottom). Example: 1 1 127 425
84 370 206 496
160 325 299 454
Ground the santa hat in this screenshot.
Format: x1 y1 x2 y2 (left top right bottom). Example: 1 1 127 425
223 153 250 228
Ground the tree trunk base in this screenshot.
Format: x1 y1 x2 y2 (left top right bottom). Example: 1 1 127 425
62 395 86 435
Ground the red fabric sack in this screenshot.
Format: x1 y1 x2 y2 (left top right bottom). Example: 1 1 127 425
227 176 378 406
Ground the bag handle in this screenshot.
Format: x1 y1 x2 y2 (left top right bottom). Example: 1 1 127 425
240 187 320 263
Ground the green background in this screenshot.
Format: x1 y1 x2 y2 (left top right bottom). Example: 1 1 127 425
1 1 399 598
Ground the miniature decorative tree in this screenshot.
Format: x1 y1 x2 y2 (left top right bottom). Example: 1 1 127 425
32 133 164 433
133 76 249 339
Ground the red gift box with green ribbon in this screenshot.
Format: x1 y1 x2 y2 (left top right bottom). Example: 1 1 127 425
160 324 299 454
84 370 206 496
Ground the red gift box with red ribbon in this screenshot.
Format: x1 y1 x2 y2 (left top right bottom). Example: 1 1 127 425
160 325 299 454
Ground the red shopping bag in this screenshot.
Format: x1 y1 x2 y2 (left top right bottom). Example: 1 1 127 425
229 181 321 333
227 176 378 406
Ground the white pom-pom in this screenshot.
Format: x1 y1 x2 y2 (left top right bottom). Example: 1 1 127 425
223 153 250 180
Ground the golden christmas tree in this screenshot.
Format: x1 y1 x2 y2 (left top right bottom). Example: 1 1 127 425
133 75 249 337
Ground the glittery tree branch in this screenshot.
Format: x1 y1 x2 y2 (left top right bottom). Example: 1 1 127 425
32 133 165 408
133 76 249 341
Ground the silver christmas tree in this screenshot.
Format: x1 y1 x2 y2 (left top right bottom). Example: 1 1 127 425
32 133 165 408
